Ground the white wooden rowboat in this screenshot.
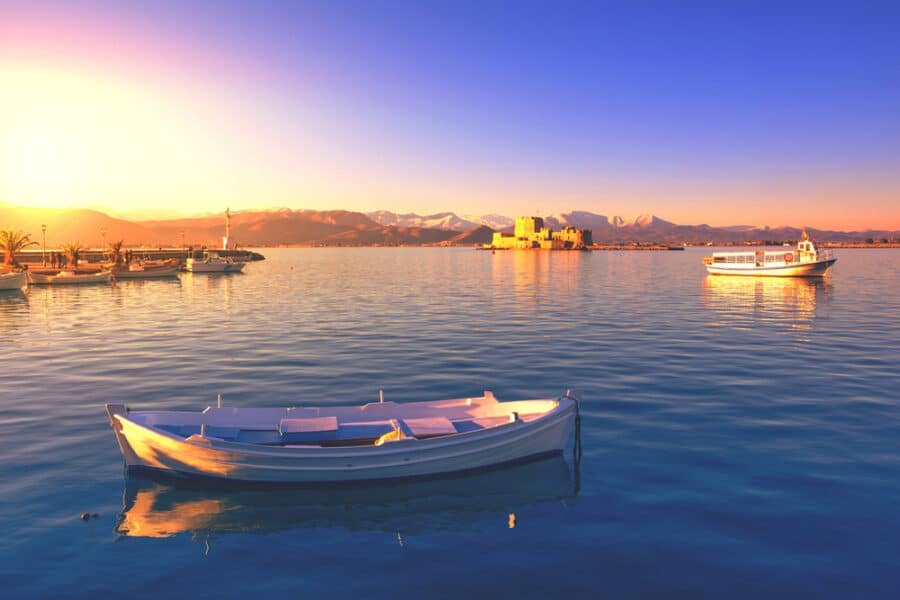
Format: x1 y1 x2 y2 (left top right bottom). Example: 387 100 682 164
106 391 579 484
112 264 181 279
0 271 27 291
28 270 113 285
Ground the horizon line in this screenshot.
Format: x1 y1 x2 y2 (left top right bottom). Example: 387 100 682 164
2 199 899 233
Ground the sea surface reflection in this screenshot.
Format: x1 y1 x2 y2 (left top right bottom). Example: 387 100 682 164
701 274 831 331
117 456 576 541
2 248 899 599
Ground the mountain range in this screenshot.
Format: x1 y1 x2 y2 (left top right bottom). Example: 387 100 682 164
365 210 673 231
365 211 514 231
1 201 896 247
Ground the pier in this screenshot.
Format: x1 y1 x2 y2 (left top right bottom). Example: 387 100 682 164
9 248 265 266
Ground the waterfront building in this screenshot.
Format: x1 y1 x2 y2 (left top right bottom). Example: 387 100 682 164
514 216 544 239
491 216 592 250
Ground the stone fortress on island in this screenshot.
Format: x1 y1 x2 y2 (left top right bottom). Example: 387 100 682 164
488 216 593 250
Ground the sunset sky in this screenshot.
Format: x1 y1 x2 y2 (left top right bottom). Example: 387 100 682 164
1 1 898 229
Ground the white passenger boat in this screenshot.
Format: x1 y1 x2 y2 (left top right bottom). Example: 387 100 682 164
28 270 113 285
106 391 579 484
185 252 245 273
0 271 27 291
702 231 836 277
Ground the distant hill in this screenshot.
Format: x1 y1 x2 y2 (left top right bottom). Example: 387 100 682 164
0 202 155 246
141 209 376 246
1 202 897 246
324 225 456 245
444 225 495 245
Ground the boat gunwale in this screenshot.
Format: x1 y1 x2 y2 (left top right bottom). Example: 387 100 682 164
113 397 576 460
123 448 567 488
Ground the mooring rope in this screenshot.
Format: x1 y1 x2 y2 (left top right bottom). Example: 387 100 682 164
560 389 583 496
561 389 583 462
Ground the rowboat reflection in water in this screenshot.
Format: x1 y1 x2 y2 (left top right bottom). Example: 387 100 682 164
115 455 578 545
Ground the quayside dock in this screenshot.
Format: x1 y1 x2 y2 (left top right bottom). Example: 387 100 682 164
12 248 265 266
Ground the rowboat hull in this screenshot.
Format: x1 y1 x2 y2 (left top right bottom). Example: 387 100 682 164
706 258 836 277
28 270 113 285
0 271 27 291
113 265 181 279
106 396 577 484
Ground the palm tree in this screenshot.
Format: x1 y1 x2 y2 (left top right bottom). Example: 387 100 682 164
61 243 84 269
107 240 124 266
0 230 38 268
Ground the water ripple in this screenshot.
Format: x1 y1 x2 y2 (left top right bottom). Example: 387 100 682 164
1 248 899 598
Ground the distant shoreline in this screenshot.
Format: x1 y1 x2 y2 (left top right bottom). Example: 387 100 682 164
225 242 900 250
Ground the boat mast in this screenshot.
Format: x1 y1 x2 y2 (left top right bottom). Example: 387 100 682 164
222 208 231 251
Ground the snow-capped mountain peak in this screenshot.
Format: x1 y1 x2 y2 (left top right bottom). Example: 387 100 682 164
366 211 480 231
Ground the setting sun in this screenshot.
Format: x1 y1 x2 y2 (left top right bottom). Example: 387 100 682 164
2 3 900 600
0 64 273 214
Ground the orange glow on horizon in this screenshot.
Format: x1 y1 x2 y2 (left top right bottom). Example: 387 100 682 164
1 8 898 231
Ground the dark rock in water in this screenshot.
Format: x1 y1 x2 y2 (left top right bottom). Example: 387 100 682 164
80 512 90 521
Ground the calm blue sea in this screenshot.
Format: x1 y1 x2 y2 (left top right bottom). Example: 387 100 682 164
1 248 899 599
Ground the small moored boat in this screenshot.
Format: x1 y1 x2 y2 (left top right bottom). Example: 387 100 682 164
106 391 579 484
112 262 181 279
0 271 27 291
185 252 245 273
28 270 113 285
702 230 836 277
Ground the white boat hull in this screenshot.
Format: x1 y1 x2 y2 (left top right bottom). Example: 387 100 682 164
28 271 113 285
0 271 27 291
113 265 181 279
106 396 577 483
185 260 245 273
706 258 836 277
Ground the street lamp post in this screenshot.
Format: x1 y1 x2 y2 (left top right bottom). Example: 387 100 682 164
41 224 47 265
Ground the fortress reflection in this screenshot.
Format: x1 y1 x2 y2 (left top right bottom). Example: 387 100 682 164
491 250 588 308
